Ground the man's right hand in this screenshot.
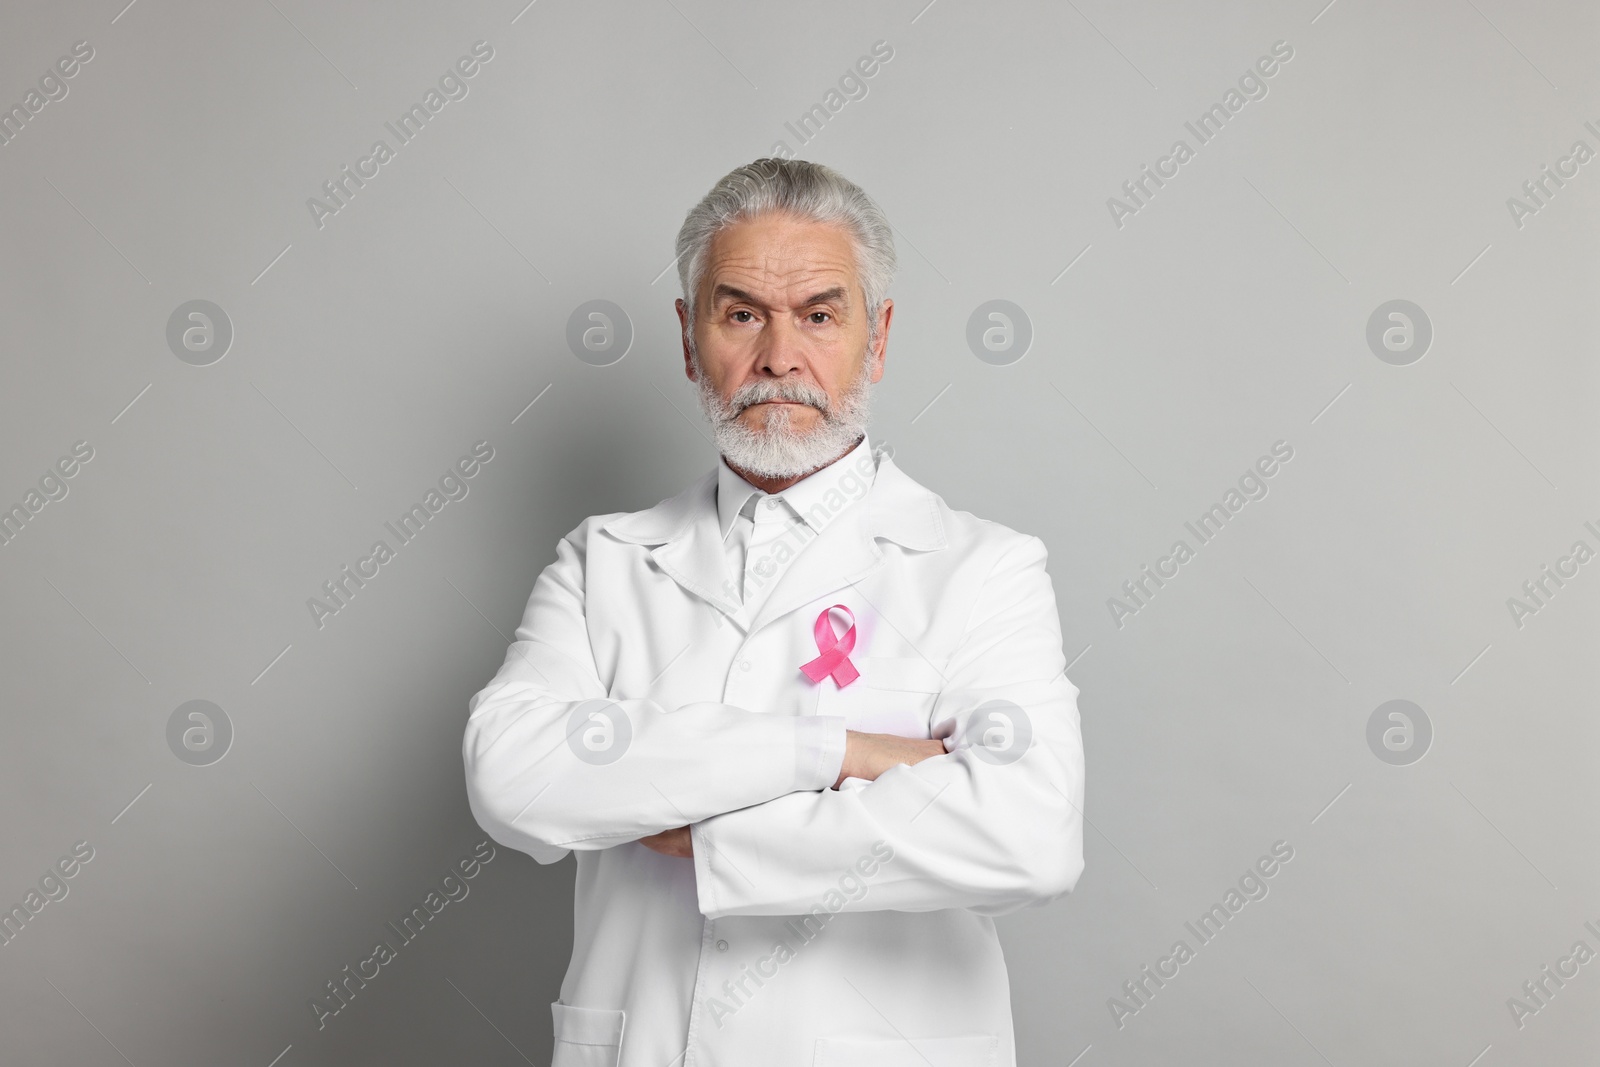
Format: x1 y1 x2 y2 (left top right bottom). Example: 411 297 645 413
834 730 946 789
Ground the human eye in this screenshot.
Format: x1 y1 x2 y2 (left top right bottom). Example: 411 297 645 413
730 309 756 323
808 310 832 324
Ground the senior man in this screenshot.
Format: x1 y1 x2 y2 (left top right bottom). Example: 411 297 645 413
463 158 1085 1067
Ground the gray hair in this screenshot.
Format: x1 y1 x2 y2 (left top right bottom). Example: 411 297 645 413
674 158 897 349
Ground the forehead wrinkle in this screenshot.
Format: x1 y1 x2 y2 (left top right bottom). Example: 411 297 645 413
709 261 856 313
701 219 859 312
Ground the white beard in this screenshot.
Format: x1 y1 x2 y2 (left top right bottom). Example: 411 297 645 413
693 353 874 479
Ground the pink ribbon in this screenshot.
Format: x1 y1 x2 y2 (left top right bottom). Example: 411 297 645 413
801 604 860 687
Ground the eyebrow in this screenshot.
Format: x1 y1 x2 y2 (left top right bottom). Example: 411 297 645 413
710 284 849 310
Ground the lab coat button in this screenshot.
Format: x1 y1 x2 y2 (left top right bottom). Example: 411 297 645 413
739 660 751 671
716 939 729 952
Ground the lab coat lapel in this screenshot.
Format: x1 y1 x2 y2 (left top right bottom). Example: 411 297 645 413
747 502 882 638
602 470 743 618
747 452 947 637
651 509 743 619
599 453 947 631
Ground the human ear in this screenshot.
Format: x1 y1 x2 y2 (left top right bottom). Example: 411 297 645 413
676 298 697 381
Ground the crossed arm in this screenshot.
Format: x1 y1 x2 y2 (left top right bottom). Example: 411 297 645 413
636 731 946 857
462 528 1084 917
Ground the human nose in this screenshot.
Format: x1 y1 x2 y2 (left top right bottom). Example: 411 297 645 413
754 314 805 376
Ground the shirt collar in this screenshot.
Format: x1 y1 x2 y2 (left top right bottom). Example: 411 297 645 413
716 432 876 542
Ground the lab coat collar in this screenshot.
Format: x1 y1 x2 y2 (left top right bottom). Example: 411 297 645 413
601 442 946 626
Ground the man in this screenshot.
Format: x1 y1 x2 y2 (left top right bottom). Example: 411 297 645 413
462 158 1085 1067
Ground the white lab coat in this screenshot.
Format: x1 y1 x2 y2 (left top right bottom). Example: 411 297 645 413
462 445 1085 1067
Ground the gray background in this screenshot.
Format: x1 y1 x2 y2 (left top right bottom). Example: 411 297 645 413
1 0 1595 1064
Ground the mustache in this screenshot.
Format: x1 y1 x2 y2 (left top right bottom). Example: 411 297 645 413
729 379 831 415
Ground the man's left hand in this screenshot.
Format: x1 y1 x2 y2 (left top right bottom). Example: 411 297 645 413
639 825 694 857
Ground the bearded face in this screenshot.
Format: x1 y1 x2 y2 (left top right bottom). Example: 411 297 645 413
677 212 889 480
691 343 873 479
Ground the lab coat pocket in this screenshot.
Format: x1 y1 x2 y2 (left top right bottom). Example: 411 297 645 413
814 1033 999 1066
550 1001 626 1067
817 655 944 738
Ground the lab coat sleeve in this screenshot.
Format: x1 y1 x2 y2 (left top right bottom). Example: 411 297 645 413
689 533 1085 918
462 525 848 865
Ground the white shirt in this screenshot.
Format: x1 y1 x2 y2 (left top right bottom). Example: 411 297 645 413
716 433 876 628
